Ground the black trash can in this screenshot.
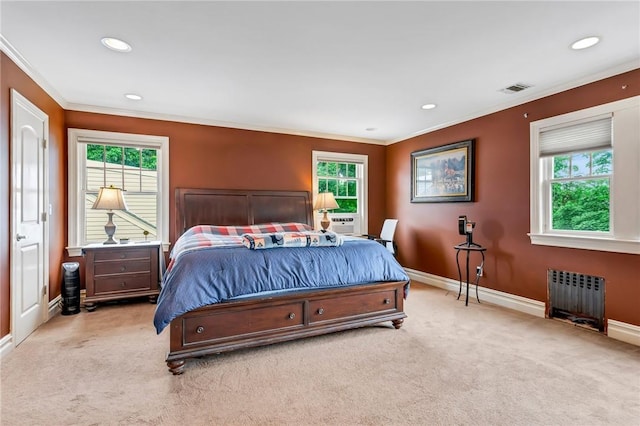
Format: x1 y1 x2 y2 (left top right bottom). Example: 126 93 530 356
61 262 80 315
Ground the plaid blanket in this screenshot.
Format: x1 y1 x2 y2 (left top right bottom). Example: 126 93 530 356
242 231 343 250
168 222 314 270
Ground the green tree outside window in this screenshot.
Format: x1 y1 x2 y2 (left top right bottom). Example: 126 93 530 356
551 150 611 232
317 161 358 213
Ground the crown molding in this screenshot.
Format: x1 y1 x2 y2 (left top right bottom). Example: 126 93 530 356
1 33 382 145
65 102 386 145
0 34 68 109
3 31 636 147
387 60 640 145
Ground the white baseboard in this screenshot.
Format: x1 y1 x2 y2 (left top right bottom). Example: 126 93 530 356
405 268 546 318
405 268 640 347
2 295 62 360
607 319 640 346
48 295 61 320
0 333 13 359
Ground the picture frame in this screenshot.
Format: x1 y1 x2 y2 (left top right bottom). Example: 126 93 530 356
411 139 475 203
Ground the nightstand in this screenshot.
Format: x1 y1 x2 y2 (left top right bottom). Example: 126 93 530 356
83 241 161 311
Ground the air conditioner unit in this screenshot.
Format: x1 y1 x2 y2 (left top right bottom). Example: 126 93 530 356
331 217 356 235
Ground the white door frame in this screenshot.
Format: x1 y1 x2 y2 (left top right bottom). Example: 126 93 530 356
10 89 50 347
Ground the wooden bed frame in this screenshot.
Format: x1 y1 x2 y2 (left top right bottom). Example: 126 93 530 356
165 188 408 374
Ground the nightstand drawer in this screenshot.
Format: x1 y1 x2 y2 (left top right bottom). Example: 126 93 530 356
94 273 152 294
93 247 151 262
94 259 150 276
83 242 161 311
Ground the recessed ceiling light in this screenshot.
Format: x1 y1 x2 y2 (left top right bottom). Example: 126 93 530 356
571 36 600 50
421 104 437 110
124 93 142 101
365 127 377 132
101 37 132 52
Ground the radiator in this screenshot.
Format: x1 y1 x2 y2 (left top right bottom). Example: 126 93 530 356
548 269 605 331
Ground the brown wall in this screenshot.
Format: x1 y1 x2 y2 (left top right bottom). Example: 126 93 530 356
64 112 389 247
1 52 66 337
2 48 639 342
1 51 387 341
387 69 640 326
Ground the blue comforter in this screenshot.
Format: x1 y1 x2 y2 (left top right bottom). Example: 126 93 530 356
153 238 409 333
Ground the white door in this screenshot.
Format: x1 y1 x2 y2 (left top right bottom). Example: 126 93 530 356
11 90 48 346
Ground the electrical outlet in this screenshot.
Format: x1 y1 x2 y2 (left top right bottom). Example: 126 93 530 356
476 266 483 277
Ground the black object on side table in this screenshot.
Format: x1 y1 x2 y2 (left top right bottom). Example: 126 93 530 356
454 242 486 306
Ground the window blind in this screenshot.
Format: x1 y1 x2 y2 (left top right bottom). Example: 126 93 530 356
540 115 612 156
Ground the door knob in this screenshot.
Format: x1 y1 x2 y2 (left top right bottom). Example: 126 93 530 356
16 234 26 241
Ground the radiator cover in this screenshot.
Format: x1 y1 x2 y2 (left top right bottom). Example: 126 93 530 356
548 269 605 331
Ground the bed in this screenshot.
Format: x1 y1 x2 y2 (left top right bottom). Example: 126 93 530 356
157 188 410 374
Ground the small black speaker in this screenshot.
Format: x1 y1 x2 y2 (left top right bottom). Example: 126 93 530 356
458 216 467 235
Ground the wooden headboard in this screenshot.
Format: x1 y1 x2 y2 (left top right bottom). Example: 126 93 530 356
175 188 313 238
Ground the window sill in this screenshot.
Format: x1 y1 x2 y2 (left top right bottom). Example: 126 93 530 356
66 246 83 257
66 242 170 257
529 233 640 255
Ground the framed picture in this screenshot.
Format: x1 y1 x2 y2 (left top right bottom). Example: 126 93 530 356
411 139 475 203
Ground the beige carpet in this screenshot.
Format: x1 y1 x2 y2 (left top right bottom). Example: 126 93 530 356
1 283 639 426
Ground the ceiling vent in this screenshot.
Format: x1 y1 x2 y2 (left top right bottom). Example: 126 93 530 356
499 83 532 94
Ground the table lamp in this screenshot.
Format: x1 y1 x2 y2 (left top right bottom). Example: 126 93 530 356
92 185 128 244
314 192 339 232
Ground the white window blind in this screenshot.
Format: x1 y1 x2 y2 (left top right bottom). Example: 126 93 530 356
539 115 612 156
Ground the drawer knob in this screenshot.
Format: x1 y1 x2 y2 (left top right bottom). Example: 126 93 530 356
383 298 391 304
196 326 204 334
120 266 126 272
120 254 126 259
120 282 126 288
288 313 295 320
317 308 324 315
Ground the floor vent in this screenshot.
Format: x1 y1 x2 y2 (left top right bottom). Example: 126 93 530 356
548 269 605 331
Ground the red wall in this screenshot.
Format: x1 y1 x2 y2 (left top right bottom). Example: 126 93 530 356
387 69 640 326
64 112 389 247
1 52 66 337
2 49 639 342
1 51 388 341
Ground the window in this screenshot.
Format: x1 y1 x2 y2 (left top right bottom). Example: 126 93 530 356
317 161 358 213
67 129 169 256
85 144 158 243
550 149 611 232
529 96 639 254
312 151 368 234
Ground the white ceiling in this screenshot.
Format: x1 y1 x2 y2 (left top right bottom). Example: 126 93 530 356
1 1 639 144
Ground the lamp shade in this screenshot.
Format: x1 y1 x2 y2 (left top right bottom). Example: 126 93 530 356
313 192 339 211
92 186 129 211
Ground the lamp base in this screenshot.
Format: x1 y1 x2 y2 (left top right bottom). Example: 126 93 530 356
320 211 330 232
103 212 118 244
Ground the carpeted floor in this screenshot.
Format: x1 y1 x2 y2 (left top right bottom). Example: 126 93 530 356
1 282 639 426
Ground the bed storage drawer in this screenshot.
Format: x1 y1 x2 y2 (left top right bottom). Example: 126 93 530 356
309 289 398 324
182 302 305 344
167 280 407 374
